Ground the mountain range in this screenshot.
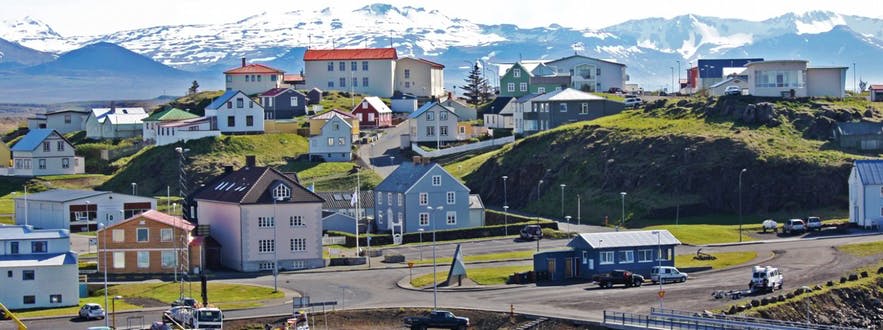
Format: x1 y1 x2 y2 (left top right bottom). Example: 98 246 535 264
1 5 883 102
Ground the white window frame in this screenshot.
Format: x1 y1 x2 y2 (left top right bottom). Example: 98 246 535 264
537 87 546 93
290 216 304 227
161 251 176 268
446 211 457 225
507 83 515 92
258 239 275 253
513 68 521 78
113 251 125 269
519 82 528 92
291 97 298 107
112 229 125 242
580 103 589 114
137 251 150 268
160 228 173 242
446 192 455 205
432 175 441 186
637 249 653 263
397 193 403 206
618 250 635 263
419 192 429 205
290 238 306 252
599 251 614 265
136 228 149 242
273 184 291 200
419 213 430 226
560 103 568 112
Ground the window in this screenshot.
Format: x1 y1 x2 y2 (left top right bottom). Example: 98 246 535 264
397 193 403 206
339 62 346 71
137 251 150 268
754 70 805 88
537 87 546 93
440 111 448 121
507 83 515 92
258 216 275 228
377 192 383 205
419 192 428 205
362 77 369 87
161 228 173 242
136 228 149 242
328 81 334 88
419 213 429 226
113 252 125 268
432 175 441 186
618 250 635 263
404 81 411 88
327 137 335 146
658 247 671 261
599 251 614 265
57 141 65 151
446 211 456 225
351 61 358 71
292 260 306 270
236 98 244 108
38 159 46 169
559 103 568 112
459 126 465 134
259 239 275 253
6 270 10 277
520 82 528 92
290 216 304 227
290 238 306 252
257 75 262 82
23 296 35 305
426 111 434 121
43 142 50 152
340 77 346 88
327 62 334 71
274 184 291 200
22 270 34 280
112 229 124 242
440 126 448 136
398 212 403 224
387 192 392 205
362 61 369 70
246 115 254 127
226 75 233 82
404 69 411 79
162 251 175 268
637 249 653 262
353 77 358 87
291 97 298 107
446 192 455 204
597 68 602 76
513 68 521 78
62 158 70 169
50 294 62 304
580 103 589 114
31 241 47 253
271 74 277 81
338 137 345 145
425 126 435 136
10 242 18 254
227 116 235 127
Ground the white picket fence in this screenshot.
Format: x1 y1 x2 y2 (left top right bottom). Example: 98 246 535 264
412 135 514 158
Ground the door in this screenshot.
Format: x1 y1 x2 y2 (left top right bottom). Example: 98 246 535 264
547 258 556 281
564 258 573 278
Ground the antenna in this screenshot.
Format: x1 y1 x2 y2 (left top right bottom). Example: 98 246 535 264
308 34 312 49
389 29 394 48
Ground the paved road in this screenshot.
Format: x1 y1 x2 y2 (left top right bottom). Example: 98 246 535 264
14 233 883 329
356 121 409 179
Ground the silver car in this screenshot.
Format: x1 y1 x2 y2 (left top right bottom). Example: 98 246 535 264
79 303 105 320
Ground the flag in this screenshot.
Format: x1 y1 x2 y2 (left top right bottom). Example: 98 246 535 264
350 190 359 207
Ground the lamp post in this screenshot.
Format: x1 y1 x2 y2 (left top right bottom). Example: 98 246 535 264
418 228 424 260
565 215 572 232
676 60 681 93
669 67 674 95
652 231 663 310
853 62 857 94
503 206 509 236
536 180 543 201
427 205 444 311
273 196 282 292
112 295 122 329
98 222 109 328
738 168 747 243
620 192 627 229
131 182 137 196
559 184 566 221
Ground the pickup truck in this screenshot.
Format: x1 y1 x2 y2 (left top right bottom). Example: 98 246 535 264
592 270 644 288
403 310 470 330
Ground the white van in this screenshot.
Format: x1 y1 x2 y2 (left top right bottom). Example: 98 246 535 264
650 266 688 284
749 265 783 292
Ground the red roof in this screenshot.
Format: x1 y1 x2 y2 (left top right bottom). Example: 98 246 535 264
259 87 291 97
870 85 883 90
101 210 195 232
304 48 398 61
402 57 445 69
224 63 284 74
283 74 305 83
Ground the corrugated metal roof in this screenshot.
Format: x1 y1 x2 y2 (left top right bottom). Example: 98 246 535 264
13 189 107 203
399 57 445 69
530 75 570 85
206 90 244 110
102 210 194 232
854 160 883 185
531 88 606 102
0 252 77 267
315 191 375 209
375 162 436 192
0 225 70 240
409 102 457 119
304 48 398 61
357 97 392 114
193 166 323 205
144 108 199 122
571 230 681 249
10 129 56 151
835 122 883 136
91 107 147 125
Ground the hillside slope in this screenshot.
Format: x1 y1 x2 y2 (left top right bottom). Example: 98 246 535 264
462 96 878 224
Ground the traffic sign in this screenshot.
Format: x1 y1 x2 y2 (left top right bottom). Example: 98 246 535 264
88 238 98 246
658 290 665 298
407 262 414 269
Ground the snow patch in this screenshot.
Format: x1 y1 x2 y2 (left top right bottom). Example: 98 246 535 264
794 13 846 34
677 20 752 58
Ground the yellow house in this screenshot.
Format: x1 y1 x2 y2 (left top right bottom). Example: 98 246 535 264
0 141 10 167
308 109 359 140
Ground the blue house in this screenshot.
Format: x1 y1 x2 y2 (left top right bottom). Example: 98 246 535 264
373 158 473 237
533 230 681 283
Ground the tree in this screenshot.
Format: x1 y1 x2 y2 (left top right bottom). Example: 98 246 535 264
188 80 200 95
860 80 868 93
460 63 489 107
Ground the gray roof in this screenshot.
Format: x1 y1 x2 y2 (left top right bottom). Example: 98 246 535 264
316 190 375 209
516 93 542 103
835 122 883 136
853 160 883 185
531 88 606 102
530 75 571 85
374 161 436 192
0 225 70 240
571 230 681 249
14 189 108 203
0 252 77 267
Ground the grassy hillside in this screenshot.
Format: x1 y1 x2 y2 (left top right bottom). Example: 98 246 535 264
454 96 875 226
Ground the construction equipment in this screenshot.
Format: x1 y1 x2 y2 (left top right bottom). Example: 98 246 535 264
0 302 27 330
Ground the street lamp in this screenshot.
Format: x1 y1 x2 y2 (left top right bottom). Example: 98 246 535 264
418 228 424 260
559 184 566 221
273 196 282 292
536 180 543 201
98 223 109 328
738 168 747 243
131 182 137 196
112 295 122 329
669 67 674 95
503 205 509 236
427 205 444 311
652 231 663 310
564 215 572 232
676 60 681 93
620 192 627 230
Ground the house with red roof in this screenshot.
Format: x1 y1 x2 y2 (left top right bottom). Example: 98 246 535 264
303 48 398 97
395 57 445 98
97 210 204 274
869 84 883 102
224 57 285 95
351 96 392 128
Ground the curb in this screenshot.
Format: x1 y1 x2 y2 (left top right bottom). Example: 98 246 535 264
394 274 525 292
701 231 882 248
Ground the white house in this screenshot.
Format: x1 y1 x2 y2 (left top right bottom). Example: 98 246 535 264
303 48 398 97
84 107 148 140
14 189 156 231
408 102 459 145
395 57 445 98
513 93 541 134
190 156 325 272
142 108 220 146
0 225 79 310
848 160 883 229
746 60 848 98
44 109 90 134
204 90 265 134
482 96 517 129
224 58 285 95
308 113 353 162
5 129 84 177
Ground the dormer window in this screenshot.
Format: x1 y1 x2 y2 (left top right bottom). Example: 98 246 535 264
273 184 291 201
514 68 521 78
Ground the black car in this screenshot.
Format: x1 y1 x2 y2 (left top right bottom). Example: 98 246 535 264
520 225 543 240
171 297 198 308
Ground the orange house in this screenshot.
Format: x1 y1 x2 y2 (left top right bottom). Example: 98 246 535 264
97 210 201 274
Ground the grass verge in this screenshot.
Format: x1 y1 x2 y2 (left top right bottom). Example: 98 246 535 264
410 265 532 287
675 251 759 269
410 250 534 265
646 224 757 245
836 241 883 257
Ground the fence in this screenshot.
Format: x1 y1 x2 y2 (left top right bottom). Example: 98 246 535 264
411 135 514 158
603 308 861 330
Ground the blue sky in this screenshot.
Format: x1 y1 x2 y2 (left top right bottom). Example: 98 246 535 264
2 0 880 36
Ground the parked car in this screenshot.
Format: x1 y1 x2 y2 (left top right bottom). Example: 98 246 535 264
805 216 822 231
403 310 470 330
761 219 778 233
623 97 643 108
519 225 543 240
592 270 644 288
749 265 783 293
171 297 198 308
724 85 742 96
783 219 806 234
79 303 106 320
607 87 623 94
651 266 688 284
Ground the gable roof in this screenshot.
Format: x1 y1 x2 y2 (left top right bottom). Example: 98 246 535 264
516 93 542 103
311 109 355 120
316 190 375 210
284 74 305 83
569 230 680 249
399 57 445 69
304 48 398 61
193 166 323 205
853 160 883 185
499 61 546 78
530 75 571 85
409 102 457 119
482 97 515 114
224 63 284 74
159 116 213 128
356 96 392 114
375 161 436 192
144 108 199 122
11 129 58 151
321 113 353 129
206 90 244 110
835 122 883 136
46 109 90 116
531 88 606 102
90 107 147 125
0 252 77 267
104 209 195 232
14 189 107 202
260 87 303 98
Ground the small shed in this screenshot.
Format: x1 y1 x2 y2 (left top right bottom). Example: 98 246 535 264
307 88 323 105
869 85 883 102
833 122 883 150
533 230 680 284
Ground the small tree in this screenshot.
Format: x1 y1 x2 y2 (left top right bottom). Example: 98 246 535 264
188 80 200 95
460 63 488 107
859 80 867 93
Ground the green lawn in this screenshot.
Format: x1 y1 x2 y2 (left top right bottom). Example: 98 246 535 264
409 250 534 265
647 224 756 245
281 161 382 191
410 265 532 287
675 251 759 269
836 241 883 257
15 282 283 318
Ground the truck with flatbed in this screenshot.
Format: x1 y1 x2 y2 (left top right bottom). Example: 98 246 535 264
592 269 644 288
403 310 470 330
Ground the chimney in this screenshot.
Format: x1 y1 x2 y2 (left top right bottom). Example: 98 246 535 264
447 91 452 100
223 165 234 174
241 57 246 67
245 155 256 168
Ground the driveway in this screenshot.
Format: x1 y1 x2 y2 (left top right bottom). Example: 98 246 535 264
357 121 409 179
